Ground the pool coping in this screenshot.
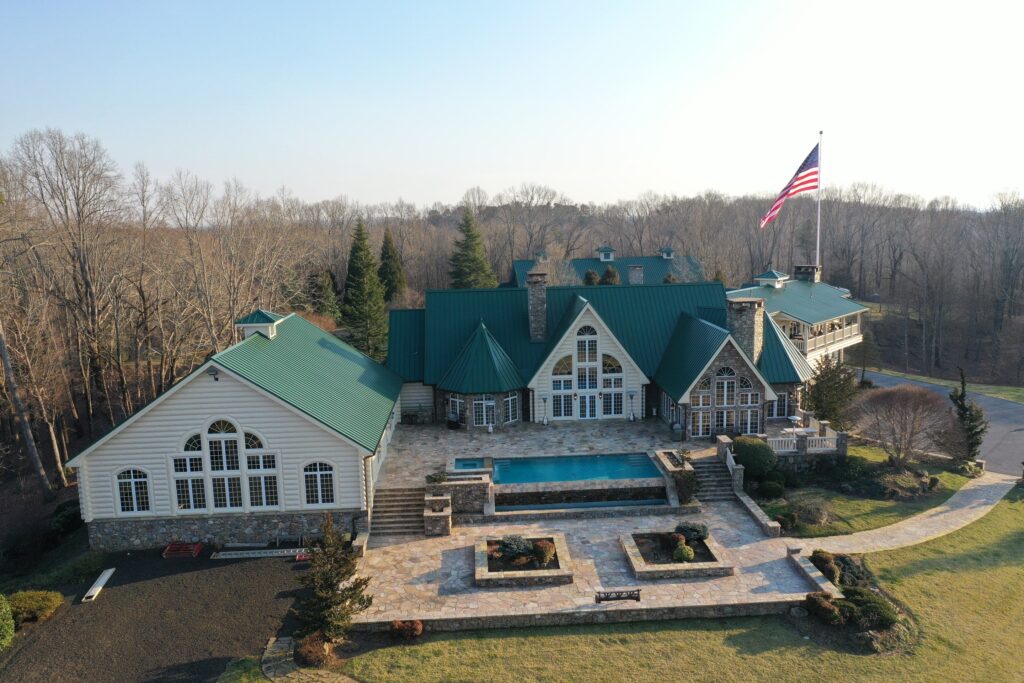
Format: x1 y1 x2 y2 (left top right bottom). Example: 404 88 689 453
447 451 663 484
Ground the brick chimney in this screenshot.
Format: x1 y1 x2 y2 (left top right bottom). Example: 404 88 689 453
527 271 548 341
792 264 822 283
628 264 644 285
726 298 765 365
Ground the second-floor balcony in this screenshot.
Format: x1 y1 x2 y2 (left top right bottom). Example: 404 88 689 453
794 322 861 354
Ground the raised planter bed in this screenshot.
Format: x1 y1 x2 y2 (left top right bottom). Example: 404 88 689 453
474 533 574 587
620 531 734 579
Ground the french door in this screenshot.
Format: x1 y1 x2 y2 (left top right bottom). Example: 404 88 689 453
579 394 598 419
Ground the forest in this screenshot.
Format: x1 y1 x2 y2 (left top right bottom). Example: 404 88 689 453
2 128 1023 493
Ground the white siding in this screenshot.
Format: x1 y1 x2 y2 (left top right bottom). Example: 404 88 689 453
527 308 648 422
398 382 434 420
78 371 365 522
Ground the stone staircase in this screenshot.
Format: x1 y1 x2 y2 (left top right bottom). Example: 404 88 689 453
689 458 738 502
370 487 426 536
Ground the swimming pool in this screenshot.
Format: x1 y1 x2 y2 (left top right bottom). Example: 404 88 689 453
455 453 660 484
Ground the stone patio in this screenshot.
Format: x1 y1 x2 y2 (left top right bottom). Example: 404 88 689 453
354 497 814 630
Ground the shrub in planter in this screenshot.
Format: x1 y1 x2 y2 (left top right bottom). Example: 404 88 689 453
810 549 842 585
805 592 843 626
758 481 785 500
295 630 332 668
674 522 709 542
389 619 424 640
732 437 777 479
0 595 13 652
499 535 533 559
8 591 63 628
533 539 556 567
673 543 695 562
511 555 534 567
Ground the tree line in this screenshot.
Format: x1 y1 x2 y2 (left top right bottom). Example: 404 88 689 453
1 127 1022 498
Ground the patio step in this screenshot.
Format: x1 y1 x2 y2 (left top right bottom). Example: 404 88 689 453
371 487 425 537
690 459 738 502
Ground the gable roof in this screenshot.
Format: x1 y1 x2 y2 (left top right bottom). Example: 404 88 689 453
213 314 402 451
386 308 425 381
437 321 524 394
728 280 867 325
758 313 815 384
511 254 704 287
653 314 730 402
235 309 283 325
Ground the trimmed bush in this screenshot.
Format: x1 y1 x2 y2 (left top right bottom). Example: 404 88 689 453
758 481 785 500
834 553 872 587
805 592 843 626
499 535 534 559
49 500 83 538
843 587 899 630
811 549 842 585
673 543 695 562
732 437 777 478
0 595 13 652
533 540 556 567
389 619 424 640
8 591 63 628
674 522 709 542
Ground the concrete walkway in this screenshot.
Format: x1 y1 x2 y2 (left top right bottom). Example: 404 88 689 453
814 471 1019 554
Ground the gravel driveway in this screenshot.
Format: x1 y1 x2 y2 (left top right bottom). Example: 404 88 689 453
0 551 303 682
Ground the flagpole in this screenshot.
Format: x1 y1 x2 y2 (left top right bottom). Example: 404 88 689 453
816 130 823 267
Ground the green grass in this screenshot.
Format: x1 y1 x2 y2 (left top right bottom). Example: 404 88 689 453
340 486 1024 683
758 446 968 538
869 367 1024 405
217 657 265 682
0 528 109 594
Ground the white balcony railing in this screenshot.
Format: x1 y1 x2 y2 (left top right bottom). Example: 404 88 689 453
767 437 797 453
807 436 837 452
798 323 861 353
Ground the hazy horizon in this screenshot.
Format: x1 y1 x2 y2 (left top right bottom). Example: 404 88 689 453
3 1 1021 209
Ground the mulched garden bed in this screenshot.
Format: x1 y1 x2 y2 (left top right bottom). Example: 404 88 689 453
633 533 714 564
486 538 560 571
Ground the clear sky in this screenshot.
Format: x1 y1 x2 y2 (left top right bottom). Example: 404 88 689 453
2 1 1020 208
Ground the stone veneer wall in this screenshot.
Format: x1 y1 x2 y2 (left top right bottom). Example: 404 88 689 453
494 485 666 508
427 478 491 513
87 509 366 551
726 298 764 364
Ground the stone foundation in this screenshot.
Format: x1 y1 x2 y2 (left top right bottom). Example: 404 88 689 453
428 477 491 514
86 509 366 551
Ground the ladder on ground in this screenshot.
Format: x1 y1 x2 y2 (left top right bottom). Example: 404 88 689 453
370 487 426 536
689 458 738 502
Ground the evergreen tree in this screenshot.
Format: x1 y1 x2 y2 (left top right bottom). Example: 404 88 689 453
949 368 989 462
297 514 372 641
804 355 858 429
377 228 406 303
448 208 497 289
583 269 600 285
307 269 341 320
341 219 388 360
598 265 620 285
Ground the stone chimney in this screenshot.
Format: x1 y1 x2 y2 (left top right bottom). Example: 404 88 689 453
792 264 822 283
628 264 644 285
527 271 548 341
726 298 765 365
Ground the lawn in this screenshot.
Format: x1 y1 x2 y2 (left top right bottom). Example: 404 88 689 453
339 485 1024 683
758 446 969 537
868 367 1024 405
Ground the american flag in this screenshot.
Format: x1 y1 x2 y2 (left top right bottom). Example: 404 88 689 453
759 143 820 229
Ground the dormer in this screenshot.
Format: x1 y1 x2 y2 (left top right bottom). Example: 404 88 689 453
596 245 616 263
659 246 675 260
753 270 789 289
235 309 283 339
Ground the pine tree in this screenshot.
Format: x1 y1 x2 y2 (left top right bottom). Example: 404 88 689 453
949 368 989 462
377 228 406 303
297 514 372 641
598 265 620 285
583 269 600 285
448 208 497 289
307 269 341 320
341 219 388 360
804 355 858 429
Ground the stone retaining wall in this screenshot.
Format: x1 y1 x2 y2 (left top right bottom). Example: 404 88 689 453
494 484 667 508
427 477 491 514
620 533 735 579
87 509 366 551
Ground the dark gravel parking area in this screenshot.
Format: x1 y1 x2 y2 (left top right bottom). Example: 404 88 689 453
0 550 303 683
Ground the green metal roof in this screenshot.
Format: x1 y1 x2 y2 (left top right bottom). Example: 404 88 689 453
758 313 815 384
385 309 425 381
596 245 616 252
753 270 788 281
214 314 401 452
511 254 704 287
235 309 284 325
727 280 867 325
653 314 730 402
437 321 524 394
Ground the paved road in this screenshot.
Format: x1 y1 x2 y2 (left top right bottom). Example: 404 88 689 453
864 371 1024 476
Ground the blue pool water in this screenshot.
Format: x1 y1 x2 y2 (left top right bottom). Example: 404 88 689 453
468 453 659 484
454 458 485 470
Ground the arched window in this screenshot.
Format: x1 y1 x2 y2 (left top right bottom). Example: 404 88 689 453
577 325 597 336
244 432 264 450
716 367 736 377
602 354 622 374
208 420 236 434
697 377 711 391
117 469 150 513
183 434 202 451
208 418 241 509
739 377 752 389
304 462 335 505
551 356 573 418
552 355 572 375
601 354 624 416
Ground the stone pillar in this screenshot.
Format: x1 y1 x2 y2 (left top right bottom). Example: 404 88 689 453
726 298 765 364
796 434 808 457
818 420 830 437
836 432 848 456
527 271 548 341
628 264 644 285
731 463 745 491
716 435 733 462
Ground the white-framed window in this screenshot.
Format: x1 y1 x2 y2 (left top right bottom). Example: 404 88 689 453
208 422 242 510
552 393 573 418
577 366 598 389
183 433 202 451
552 355 573 418
473 394 496 427
304 462 335 506
448 394 466 424
172 455 206 511
503 392 519 424
739 409 760 435
739 378 761 406
247 453 279 508
601 354 624 416
715 409 736 433
691 410 712 437
117 469 151 513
